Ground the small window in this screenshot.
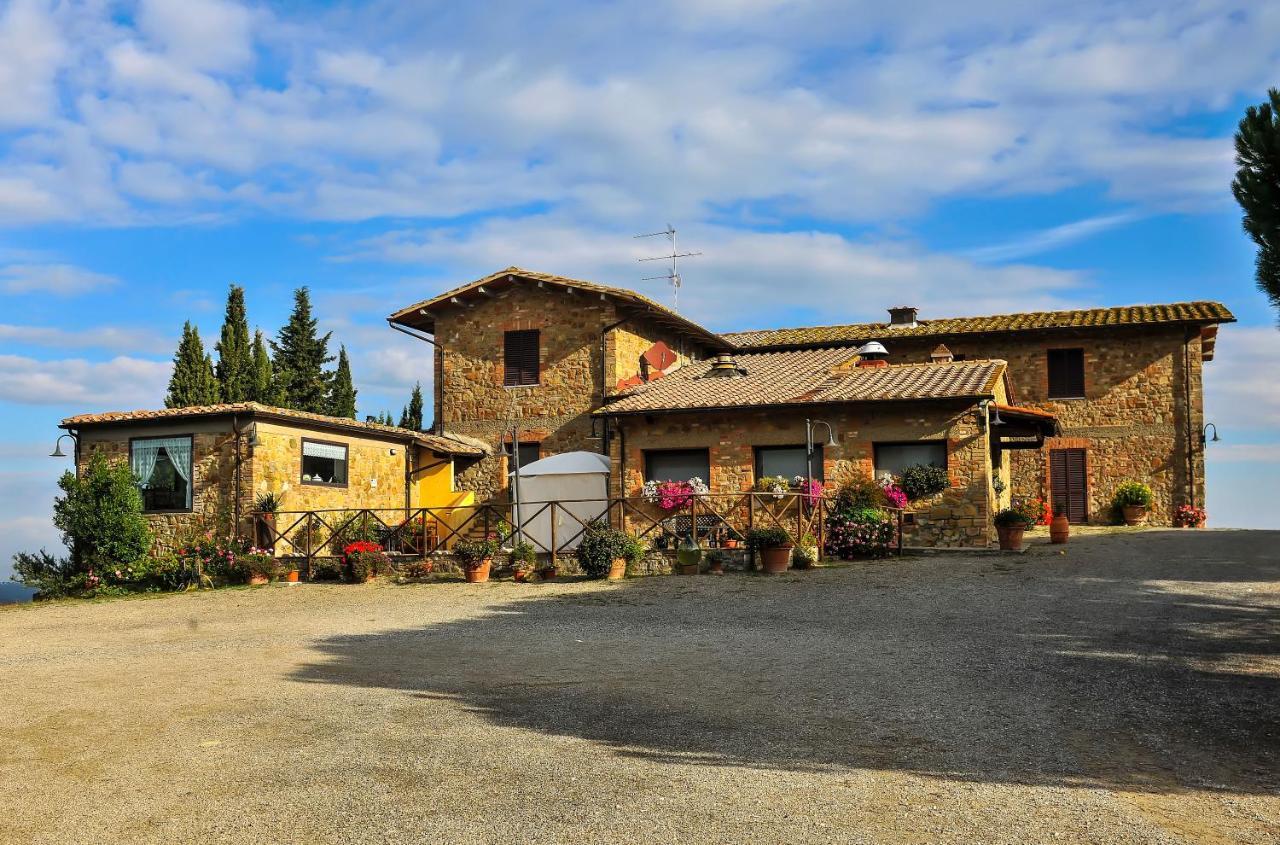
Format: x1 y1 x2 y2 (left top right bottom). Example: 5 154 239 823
873 442 946 483
302 439 348 486
644 448 711 483
504 329 540 386
511 441 540 469
131 435 193 512
755 445 823 482
951 353 967 362
1047 348 1085 398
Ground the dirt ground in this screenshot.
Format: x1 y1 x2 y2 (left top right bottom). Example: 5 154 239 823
1 528 1277 844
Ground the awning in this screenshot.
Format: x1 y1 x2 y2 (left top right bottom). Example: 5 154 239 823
991 403 1059 450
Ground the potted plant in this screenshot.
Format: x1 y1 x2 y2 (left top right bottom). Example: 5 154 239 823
1113 482 1154 526
342 541 391 583
1175 504 1207 528
509 539 537 582
755 475 790 500
254 491 281 549
622 535 648 577
1049 509 1070 544
792 533 819 569
237 551 279 586
706 550 725 575
455 537 497 583
994 503 1035 551
575 522 630 580
747 527 793 574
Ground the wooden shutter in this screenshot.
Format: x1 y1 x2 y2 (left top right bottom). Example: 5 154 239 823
1050 448 1088 523
504 330 540 386
1047 348 1085 398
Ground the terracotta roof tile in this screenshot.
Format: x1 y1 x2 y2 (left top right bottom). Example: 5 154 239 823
598 350 1005 414
60 402 488 456
723 301 1236 348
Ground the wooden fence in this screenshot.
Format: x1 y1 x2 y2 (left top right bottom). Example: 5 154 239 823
251 492 904 570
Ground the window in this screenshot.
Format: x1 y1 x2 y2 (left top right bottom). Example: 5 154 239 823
873 442 946 482
1047 348 1085 398
504 329 540 386
130 435 193 512
302 439 348 486
755 445 823 481
644 448 710 483
514 441 541 469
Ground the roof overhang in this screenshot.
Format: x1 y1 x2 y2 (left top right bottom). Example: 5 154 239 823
991 402 1060 450
387 267 731 352
596 394 991 418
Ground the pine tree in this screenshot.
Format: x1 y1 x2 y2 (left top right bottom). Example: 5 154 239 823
270 287 334 413
399 381 424 431
1233 87 1280 321
248 330 276 404
328 345 358 419
165 322 219 408
379 411 395 426
214 285 252 402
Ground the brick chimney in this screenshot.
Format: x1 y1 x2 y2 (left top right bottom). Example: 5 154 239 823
888 306 918 327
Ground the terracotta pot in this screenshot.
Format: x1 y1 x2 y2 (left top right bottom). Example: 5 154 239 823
513 569 529 582
248 573 269 586
1122 505 1147 526
759 545 792 574
708 561 724 575
723 539 740 549
996 525 1025 551
676 562 699 575
1049 515 1070 544
1195 517 1206 529
539 567 556 580
607 558 627 580
284 569 299 583
464 559 491 583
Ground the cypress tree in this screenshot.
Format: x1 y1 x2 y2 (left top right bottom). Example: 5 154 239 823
248 330 276 404
399 382 424 431
328 345 358 419
214 284 252 402
165 322 219 408
270 287 333 413
1233 87 1280 321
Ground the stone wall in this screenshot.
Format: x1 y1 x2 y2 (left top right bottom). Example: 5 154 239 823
250 421 410 515
608 399 996 548
433 282 709 503
874 325 1207 524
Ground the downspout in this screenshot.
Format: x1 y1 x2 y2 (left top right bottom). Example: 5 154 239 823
231 414 243 536
404 437 414 511
389 320 445 435
1183 327 1195 509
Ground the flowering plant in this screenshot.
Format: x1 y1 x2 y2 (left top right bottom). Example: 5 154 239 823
1026 496 1053 526
825 507 895 558
342 540 391 581
880 481 908 510
755 475 790 499
798 479 825 505
641 477 708 510
1174 504 1206 527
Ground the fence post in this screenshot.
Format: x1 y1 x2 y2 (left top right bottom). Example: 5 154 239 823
420 510 429 556
690 494 698 547
549 502 558 564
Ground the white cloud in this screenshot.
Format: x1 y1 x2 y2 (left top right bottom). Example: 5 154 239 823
1204 325 1280 432
136 0 255 73
965 212 1142 262
0 354 170 406
0 0 66 128
0 323 168 352
0 263 120 296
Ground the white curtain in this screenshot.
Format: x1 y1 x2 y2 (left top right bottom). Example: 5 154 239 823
131 437 193 507
130 442 162 489
303 441 347 460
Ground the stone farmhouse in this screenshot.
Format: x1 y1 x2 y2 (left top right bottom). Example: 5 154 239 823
60 266 1233 551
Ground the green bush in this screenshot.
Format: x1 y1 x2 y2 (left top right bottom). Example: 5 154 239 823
454 537 497 569
11 550 76 599
575 522 630 578
234 552 281 583
994 502 1037 528
833 474 887 511
824 507 895 558
53 452 152 576
346 550 392 582
899 464 949 502
509 539 538 571
746 527 792 550
1112 481 1154 508
328 511 383 554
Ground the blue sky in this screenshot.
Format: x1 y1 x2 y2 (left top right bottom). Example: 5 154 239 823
2 0 1279 578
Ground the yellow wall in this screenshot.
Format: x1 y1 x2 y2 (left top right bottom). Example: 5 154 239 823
412 446 475 549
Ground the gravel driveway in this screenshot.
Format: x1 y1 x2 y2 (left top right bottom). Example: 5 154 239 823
2 529 1277 844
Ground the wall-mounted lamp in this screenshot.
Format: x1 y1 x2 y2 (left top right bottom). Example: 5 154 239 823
1200 423 1220 446
805 418 837 488
50 433 77 458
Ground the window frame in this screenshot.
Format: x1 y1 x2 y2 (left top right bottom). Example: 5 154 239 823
300 437 350 488
1046 347 1086 399
503 329 541 387
129 433 195 514
754 444 823 482
872 440 948 481
642 448 711 484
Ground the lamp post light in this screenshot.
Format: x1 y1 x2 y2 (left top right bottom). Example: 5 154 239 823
1200 423 1220 446
50 433 77 459
805 418 838 493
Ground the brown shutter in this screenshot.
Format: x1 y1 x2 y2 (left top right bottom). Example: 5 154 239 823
1048 349 1085 398
504 330 540 386
1050 448 1088 523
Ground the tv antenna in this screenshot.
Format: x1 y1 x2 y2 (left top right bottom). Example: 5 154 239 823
635 225 701 310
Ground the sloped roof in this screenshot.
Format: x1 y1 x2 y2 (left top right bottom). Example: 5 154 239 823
387 266 730 351
60 402 488 456
723 301 1236 349
597 349 1006 415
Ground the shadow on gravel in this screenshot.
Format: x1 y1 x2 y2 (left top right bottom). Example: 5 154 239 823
292 530 1280 794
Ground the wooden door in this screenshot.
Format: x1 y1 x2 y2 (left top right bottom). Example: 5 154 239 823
1050 449 1088 523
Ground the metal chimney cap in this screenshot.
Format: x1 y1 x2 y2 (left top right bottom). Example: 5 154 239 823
856 341 889 358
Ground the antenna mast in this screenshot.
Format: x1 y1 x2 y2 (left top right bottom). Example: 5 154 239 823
635 225 701 310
